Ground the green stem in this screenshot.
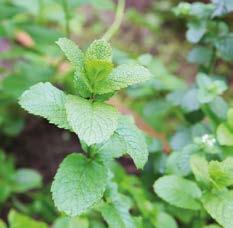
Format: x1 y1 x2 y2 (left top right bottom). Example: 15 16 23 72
61 0 71 38
201 104 219 129
102 0 125 41
37 0 44 23
208 47 216 74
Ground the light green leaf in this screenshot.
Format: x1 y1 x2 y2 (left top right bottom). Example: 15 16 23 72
19 82 70 129
217 123 233 146
202 190 233 228
208 157 233 188
187 46 213 65
186 21 207 44
51 153 108 216
227 108 233 128
13 168 42 193
153 175 202 210
215 34 233 61
99 183 135 228
114 116 148 169
53 216 89 228
212 0 233 16
190 155 210 186
8 210 48 228
94 64 151 94
65 95 118 145
0 219 6 228
156 212 178 228
85 39 112 62
56 37 84 69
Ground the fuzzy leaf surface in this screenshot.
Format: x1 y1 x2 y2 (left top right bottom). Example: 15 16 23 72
65 95 118 145
51 153 108 216
19 82 70 129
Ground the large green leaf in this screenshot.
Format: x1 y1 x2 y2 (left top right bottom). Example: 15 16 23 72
65 95 118 145
202 190 233 228
94 64 151 94
215 34 233 61
8 210 48 228
51 153 108 216
19 82 70 129
153 175 202 210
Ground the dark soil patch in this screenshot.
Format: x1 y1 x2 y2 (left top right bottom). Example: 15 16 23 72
4 116 82 184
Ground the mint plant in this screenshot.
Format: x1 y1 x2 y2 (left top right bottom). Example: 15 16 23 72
19 37 151 221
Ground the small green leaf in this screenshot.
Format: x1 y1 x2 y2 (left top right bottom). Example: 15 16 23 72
94 64 151 94
99 183 135 228
187 46 213 65
153 175 202 210
13 168 42 193
215 34 233 61
53 216 89 228
208 157 233 188
85 39 112 62
19 82 70 129
65 95 118 145
217 123 233 146
51 153 108 216
156 212 178 228
202 190 233 228
8 210 48 228
190 155 210 186
56 37 84 69
186 21 207 44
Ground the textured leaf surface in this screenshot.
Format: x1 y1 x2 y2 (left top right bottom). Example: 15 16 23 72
153 175 202 210
114 116 148 169
8 210 48 228
65 95 118 145
95 64 151 94
51 153 108 216
202 191 233 228
99 183 135 228
56 37 84 69
19 82 70 129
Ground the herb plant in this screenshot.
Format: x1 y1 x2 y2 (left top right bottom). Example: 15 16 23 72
19 37 151 223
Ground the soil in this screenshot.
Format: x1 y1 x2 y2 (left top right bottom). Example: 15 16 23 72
3 116 82 184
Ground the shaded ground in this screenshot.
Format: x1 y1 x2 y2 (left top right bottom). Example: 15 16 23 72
3 116 82 183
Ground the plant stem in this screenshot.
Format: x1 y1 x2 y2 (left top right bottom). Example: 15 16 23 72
208 47 216 74
102 0 125 41
201 104 219 129
37 0 44 24
61 0 71 38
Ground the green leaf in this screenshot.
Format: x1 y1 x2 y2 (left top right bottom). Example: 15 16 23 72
186 21 207 44
212 0 233 16
94 64 151 94
53 216 89 228
85 39 112 62
187 46 213 65
190 155 210 186
0 219 6 228
13 168 42 193
99 183 135 228
208 157 233 188
153 175 202 210
51 153 108 216
8 210 48 228
110 116 148 169
56 37 84 69
217 123 233 146
65 95 118 145
202 190 233 228
19 82 70 129
156 212 178 228
215 34 233 61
